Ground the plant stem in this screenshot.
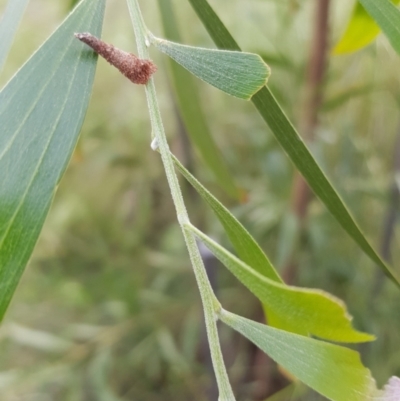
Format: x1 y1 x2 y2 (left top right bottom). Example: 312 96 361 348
126 1 236 399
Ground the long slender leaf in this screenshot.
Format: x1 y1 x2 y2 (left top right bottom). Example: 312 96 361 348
186 223 373 343
174 155 374 341
172 154 282 282
0 0 30 73
220 309 378 401
186 0 400 287
359 0 400 56
0 0 105 320
156 0 239 199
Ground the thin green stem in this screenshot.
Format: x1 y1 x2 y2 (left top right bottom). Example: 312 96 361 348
126 1 236 399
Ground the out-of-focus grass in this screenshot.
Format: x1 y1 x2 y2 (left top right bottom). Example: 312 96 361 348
0 0 399 399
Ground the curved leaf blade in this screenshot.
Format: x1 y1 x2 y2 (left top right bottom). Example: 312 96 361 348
359 0 400 56
334 1 400 55
175 155 373 341
0 0 105 320
151 36 270 100
186 0 400 288
0 0 30 73
187 223 373 343
220 310 377 401
172 154 282 282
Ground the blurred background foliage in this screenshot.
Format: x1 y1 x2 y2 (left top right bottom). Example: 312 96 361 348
0 0 399 399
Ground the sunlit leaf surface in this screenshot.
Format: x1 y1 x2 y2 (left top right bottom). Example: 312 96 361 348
334 1 400 54
220 310 377 401
334 3 381 54
187 223 374 343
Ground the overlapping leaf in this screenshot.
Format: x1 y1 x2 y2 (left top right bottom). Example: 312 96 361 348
186 223 373 343
334 1 400 55
185 0 400 287
0 0 30 72
334 3 382 54
0 0 105 319
359 0 400 56
220 310 377 401
174 155 372 342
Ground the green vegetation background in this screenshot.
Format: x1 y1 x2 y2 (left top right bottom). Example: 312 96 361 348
0 0 399 399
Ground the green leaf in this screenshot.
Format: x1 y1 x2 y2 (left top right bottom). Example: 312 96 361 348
220 309 377 401
359 0 400 56
172 154 282 282
0 0 30 73
0 0 105 320
186 223 374 343
186 0 400 288
151 35 270 100
156 0 239 199
334 1 400 55
174 156 373 341
334 3 381 54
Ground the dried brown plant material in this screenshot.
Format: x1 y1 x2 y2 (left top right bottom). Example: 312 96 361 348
75 32 157 85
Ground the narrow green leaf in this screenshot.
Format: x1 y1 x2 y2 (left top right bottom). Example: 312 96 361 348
334 1 400 55
156 0 239 199
151 35 270 100
0 0 30 73
359 0 400 56
220 310 377 401
0 0 105 320
186 0 400 287
187 223 374 343
172 154 282 282
175 155 373 342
